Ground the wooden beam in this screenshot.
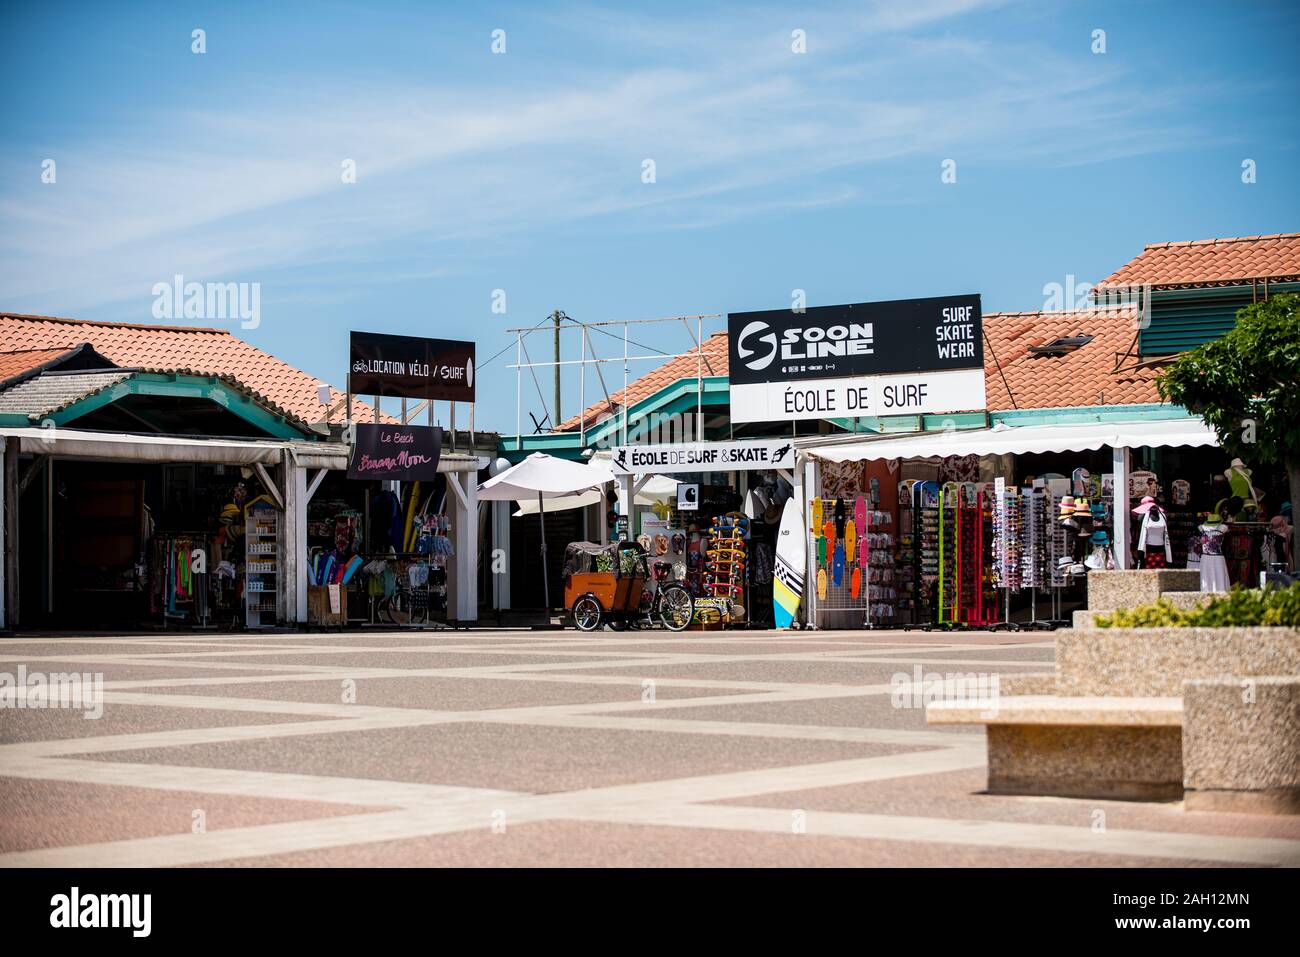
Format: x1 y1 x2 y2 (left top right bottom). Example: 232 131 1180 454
252 462 285 511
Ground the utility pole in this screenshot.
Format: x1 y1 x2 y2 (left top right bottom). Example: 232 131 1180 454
552 310 563 428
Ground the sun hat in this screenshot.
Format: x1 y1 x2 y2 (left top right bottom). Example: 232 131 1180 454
1073 499 1092 516
1090 530 1110 546
1132 495 1157 515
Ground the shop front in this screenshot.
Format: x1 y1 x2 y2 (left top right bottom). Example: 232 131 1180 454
608 437 798 627
795 416 1291 630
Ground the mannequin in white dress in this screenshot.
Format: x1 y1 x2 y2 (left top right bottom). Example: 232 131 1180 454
1198 517 1230 592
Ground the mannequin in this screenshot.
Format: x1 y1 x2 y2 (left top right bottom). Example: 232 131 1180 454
1198 512 1230 592
1132 496 1173 568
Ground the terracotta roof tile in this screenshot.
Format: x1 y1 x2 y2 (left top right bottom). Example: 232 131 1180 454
0 313 388 425
1098 232 1300 290
981 307 1161 411
0 347 77 385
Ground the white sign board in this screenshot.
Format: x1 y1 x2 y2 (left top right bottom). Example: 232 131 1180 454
729 368 986 424
611 439 795 475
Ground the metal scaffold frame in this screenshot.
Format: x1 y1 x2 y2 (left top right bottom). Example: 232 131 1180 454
506 312 721 450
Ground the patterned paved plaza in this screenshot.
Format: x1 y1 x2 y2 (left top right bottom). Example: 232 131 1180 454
2 628 1297 867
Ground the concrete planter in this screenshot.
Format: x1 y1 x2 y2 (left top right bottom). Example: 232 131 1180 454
1057 626 1300 697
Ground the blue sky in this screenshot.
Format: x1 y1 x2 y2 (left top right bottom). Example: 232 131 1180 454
2 0 1298 434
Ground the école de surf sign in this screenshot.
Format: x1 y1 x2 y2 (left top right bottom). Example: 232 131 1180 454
350 331 475 402
610 439 794 475
726 294 986 423
348 424 442 481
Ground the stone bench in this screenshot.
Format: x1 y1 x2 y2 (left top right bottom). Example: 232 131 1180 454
927 624 1300 809
1182 676 1300 815
928 695 1184 800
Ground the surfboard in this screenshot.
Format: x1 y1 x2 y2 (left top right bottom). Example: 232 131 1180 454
773 497 807 630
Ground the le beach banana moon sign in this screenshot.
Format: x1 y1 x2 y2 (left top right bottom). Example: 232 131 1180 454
348 424 442 481
350 331 475 402
611 439 795 475
727 294 985 423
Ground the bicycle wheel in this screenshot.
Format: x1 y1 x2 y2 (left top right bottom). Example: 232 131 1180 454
656 584 695 632
571 594 603 632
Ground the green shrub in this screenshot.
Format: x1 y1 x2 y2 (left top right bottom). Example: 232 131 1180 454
1095 583 1300 628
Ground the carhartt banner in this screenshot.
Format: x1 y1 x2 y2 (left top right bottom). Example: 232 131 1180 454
350 331 475 402
611 439 794 475
727 294 985 423
348 424 442 481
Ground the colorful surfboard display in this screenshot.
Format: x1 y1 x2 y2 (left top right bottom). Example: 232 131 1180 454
773 497 807 629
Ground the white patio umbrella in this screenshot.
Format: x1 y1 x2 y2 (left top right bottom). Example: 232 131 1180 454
511 472 680 516
478 452 616 609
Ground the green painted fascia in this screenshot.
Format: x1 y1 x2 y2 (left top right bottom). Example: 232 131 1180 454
499 375 730 455
991 403 1193 427
47 372 313 439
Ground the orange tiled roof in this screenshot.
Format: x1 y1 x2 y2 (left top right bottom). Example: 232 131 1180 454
981 307 1160 410
0 347 78 386
555 310 1163 425
0 313 388 426
1098 233 1300 290
556 331 729 432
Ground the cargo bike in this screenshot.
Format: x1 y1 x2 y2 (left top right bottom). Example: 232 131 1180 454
563 541 694 632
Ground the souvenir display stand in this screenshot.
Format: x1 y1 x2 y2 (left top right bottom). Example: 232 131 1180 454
805 490 897 629
244 496 281 628
704 513 749 626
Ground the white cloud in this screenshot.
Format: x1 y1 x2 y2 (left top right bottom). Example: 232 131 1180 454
1 0 1205 316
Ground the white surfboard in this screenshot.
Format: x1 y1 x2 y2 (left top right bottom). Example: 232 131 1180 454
773 497 807 629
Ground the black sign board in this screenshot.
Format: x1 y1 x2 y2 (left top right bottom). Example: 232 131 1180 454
347 424 442 481
350 331 475 402
727 294 982 385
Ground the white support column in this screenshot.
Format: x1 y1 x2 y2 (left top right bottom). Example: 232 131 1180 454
282 451 307 625
617 474 634 541
491 499 511 611
444 470 478 623
1112 444 1131 570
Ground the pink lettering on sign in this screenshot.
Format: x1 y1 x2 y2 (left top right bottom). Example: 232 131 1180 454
356 450 434 474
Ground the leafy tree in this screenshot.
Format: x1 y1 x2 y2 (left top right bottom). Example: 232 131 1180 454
1158 293 1300 568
